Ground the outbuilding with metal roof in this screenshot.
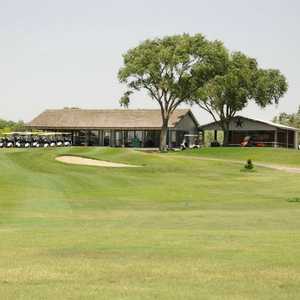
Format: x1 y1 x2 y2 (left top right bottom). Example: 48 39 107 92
199 116 299 149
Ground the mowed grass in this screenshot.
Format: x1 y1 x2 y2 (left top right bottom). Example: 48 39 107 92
172 147 300 167
0 147 300 299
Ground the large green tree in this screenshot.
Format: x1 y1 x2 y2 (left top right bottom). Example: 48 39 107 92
193 52 288 145
118 34 228 150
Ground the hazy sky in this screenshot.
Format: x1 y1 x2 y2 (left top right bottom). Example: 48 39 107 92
0 0 299 123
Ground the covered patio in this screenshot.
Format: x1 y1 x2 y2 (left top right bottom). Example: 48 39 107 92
200 116 299 149
72 129 162 147
27 108 199 148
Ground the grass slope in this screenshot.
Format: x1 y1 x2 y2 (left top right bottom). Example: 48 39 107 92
172 147 300 167
0 147 300 299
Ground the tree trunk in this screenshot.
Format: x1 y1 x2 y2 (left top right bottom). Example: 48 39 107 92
223 130 229 146
160 120 168 151
222 121 230 146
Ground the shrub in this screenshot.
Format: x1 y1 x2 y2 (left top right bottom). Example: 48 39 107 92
287 197 300 203
244 159 254 170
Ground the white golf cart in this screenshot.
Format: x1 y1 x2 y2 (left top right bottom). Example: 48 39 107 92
15 132 33 148
53 132 72 147
3 132 15 148
180 134 202 150
0 135 6 148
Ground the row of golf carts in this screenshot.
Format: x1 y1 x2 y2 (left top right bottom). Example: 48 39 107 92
0 132 72 148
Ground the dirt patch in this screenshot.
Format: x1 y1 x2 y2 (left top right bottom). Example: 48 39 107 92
254 163 300 174
56 156 139 168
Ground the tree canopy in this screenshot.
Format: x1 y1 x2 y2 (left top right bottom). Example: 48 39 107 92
118 33 229 150
118 33 288 148
0 119 25 134
193 52 288 145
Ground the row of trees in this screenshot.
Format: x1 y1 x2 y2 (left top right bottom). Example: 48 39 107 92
0 119 25 134
118 33 288 150
273 106 300 129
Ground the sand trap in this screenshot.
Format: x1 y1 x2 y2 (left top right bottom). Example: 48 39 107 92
56 156 139 168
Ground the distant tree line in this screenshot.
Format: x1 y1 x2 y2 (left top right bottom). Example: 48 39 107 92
0 119 25 134
273 106 300 142
273 106 300 130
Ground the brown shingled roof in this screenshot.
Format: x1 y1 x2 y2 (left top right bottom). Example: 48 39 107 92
27 108 195 129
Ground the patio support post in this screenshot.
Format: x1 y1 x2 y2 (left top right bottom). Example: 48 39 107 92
97 130 100 146
274 130 278 148
142 131 145 147
110 130 112 147
85 130 89 146
295 131 299 149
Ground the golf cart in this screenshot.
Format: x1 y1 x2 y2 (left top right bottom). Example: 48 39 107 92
3 133 15 148
62 133 72 147
29 132 72 148
31 132 44 148
22 133 32 148
180 134 202 150
32 132 63 148
0 135 6 148
41 133 51 147
39 132 56 147
15 133 24 148
53 132 72 147
13 132 32 148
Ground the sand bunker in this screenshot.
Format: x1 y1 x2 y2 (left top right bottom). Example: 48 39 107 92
56 156 139 168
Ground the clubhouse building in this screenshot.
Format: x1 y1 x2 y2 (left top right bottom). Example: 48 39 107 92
27 108 199 147
27 108 299 149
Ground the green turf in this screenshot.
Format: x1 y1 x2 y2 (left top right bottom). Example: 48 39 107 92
172 147 300 167
0 147 300 299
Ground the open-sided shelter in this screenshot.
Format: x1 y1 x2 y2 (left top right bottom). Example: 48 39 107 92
199 116 299 149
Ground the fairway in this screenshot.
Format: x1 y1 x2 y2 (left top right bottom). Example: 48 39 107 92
1 147 300 299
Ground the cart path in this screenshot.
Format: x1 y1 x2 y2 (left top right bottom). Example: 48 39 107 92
56 156 140 168
163 154 300 174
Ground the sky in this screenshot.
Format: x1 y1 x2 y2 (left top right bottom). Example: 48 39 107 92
0 0 299 123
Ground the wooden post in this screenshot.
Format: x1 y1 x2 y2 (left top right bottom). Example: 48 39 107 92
142 131 145 148
101 130 104 146
111 130 114 147
274 130 278 148
286 130 289 148
85 130 89 146
295 131 299 150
